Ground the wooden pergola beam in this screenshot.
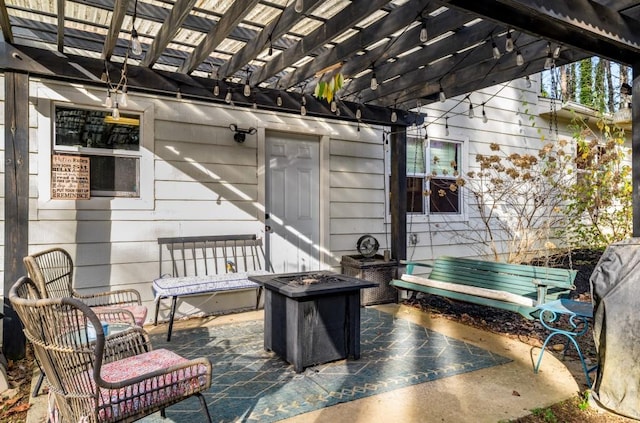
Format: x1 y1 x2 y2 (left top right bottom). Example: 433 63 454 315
0 0 13 43
101 0 129 61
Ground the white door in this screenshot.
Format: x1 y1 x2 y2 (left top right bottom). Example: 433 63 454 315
266 132 320 273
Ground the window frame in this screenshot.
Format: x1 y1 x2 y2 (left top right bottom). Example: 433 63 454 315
385 132 468 223
36 84 155 211
53 105 142 198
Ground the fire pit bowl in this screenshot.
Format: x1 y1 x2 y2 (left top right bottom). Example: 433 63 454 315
249 271 377 372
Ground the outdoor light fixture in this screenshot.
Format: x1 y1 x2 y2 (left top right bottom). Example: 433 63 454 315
505 31 514 52
294 0 303 13
243 68 251 97
525 75 532 88
445 117 450 136
130 0 142 56
225 89 232 103
553 44 561 59
439 85 446 103
370 70 378 90
331 100 337 112
300 95 307 116
482 103 488 123
229 124 257 143
356 106 362 120
492 41 501 59
391 109 398 123
516 50 524 66
419 19 428 43
468 98 474 119
276 92 283 107
544 52 554 69
213 81 220 96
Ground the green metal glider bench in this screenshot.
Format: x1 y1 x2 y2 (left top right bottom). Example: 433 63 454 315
390 256 577 319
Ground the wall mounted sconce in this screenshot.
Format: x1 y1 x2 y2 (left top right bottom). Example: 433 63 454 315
229 124 257 143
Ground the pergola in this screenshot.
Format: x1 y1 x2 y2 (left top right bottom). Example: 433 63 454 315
1 0 639 355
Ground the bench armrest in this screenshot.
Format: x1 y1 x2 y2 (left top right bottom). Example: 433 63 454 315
399 261 433 275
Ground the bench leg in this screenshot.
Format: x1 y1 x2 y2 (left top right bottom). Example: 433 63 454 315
167 296 178 342
154 297 161 326
256 286 263 309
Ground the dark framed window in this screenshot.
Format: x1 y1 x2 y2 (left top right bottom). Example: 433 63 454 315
54 105 141 197
403 137 462 215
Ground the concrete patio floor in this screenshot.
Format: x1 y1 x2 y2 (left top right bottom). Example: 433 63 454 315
27 303 587 423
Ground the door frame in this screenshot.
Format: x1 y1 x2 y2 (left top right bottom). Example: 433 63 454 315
257 123 330 271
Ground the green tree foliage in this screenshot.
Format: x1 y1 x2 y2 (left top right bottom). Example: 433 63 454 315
560 116 632 248
578 58 593 106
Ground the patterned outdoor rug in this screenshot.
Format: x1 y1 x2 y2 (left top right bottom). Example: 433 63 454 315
143 308 510 422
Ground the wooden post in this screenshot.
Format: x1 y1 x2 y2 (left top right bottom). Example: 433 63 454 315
3 72 29 360
390 126 407 261
633 64 640 237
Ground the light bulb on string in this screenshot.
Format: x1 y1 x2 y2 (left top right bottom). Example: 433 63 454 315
294 0 303 13
213 81 220 97
356 106 362 120
544 52 554 69
505 31 514 52
370 71 378 90
131 29 143 56
516 50 524 66
119 85 128 107
445 117 450 136
112 103 120 120
492 42 501 59
276 93 283 107
419 19 428 43
553 44 561 59
225 89 232 103
176 89 182 100
468 100 474 119
525 75 532 88
105 90 113 108
391 109 397 123
439 86 446 103
243 82 251 97
331 100 337 113
482 103 488 123
300 95 307 116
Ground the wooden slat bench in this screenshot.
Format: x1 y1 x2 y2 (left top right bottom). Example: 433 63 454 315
390 256 577 319
153 234 273 341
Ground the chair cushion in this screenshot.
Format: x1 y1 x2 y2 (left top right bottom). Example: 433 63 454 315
97 348 209 421
92 305 148 327
152 270 270 299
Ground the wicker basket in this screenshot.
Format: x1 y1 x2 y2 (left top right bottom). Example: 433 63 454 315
341 255 398 305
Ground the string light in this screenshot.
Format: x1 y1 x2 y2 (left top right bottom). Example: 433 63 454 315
516 50 524 66
391 109 397 123
294 0 303 13
105 90 113 108
492 41 501 59
176 89 182 100
482 103 488 123
300 95 307 116
553 44 561 59
243 69 251 97
544 51 554 69
130 0 142 56
525 75 532 88
276 92 283 107
419 18 428 43
505 31 514 52
213 80 220 96
225 89 232 103
370 70 378 90
112 103 120 119
544 42 554 69
331 100 337 113
439 85 446 103
356 105 362 120
445 117 449 136
468 98 474 119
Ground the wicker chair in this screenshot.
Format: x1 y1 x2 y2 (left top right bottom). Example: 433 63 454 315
23 247 148 326
9 276 213 423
